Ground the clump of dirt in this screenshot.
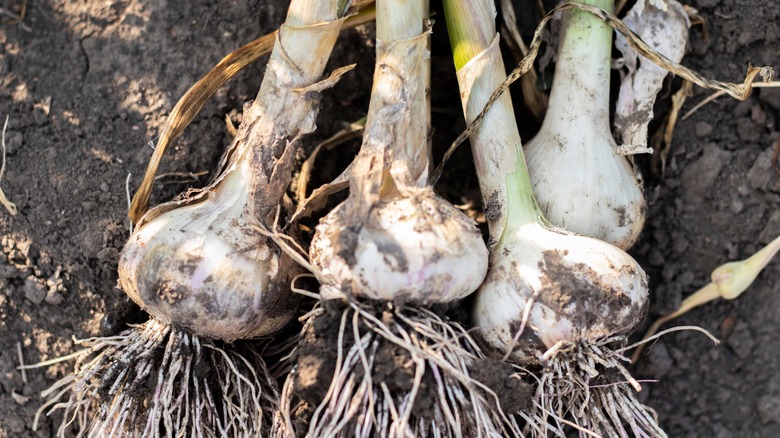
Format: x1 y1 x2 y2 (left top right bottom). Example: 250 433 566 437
537 249 648 336
468 357 532 415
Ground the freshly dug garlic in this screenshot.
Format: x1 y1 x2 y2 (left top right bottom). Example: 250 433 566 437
471 189 649 364
524 0 646 250
311 187 488 304
119 154 298 341
453 6 660 435
119 5 349 341
309 12 488 306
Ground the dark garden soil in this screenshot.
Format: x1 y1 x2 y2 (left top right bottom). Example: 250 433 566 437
0 0 778 436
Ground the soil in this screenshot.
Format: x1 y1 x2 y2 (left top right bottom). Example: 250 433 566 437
0 0 778 437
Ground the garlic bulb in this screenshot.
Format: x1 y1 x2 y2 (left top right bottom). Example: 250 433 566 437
471 214 648 364
119 155 298 341
311 188 488 304
524 0 646 250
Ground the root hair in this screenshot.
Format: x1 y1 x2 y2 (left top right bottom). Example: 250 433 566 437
276 302 527 438
37 319 279 438
525 337 667 438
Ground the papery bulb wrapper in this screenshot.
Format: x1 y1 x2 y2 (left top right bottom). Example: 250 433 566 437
472 222 648 364
524 125 646 250
119 154 299 342
311 188 488 305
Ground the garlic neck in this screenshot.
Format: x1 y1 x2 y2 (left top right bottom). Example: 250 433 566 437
502 164 545 237
543 0 613 135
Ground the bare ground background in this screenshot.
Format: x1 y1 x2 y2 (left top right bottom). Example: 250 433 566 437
0 0 778 436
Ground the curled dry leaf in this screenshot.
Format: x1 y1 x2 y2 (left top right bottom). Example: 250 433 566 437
614 0 690 155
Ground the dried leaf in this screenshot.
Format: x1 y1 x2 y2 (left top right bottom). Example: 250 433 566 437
295 118 364 204
292 163 352 222
614 0 690 155
498 0 549 122
650 80 693 177
128 5 376 224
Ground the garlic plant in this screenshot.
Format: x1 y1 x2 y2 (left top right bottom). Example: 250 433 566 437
523 0 646 250
309 0 488 305
38 1 350 436
276 1 525 436
449 0 663 436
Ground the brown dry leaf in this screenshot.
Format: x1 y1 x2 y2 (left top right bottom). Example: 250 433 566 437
128 3 377 224
683 81 780 120
432 1 774 184
614 0 690 156
295 118 365 204
683 5 709 41
292 165 352 223
650 80 693 177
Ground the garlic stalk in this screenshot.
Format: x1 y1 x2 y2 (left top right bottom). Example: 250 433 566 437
450 1 663 435
310 0 488 305
39 1 350 436
523 0 646 250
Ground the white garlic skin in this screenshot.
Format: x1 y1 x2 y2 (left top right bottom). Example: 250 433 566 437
471 222 648 365
524 125 646 250
119 160 298 342
523 4 646 250
310 189 489 305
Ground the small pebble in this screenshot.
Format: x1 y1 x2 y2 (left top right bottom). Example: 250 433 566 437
727 324 755 359
647 248 665 267
11 391 30 406
45 290 64 305
747 148 773 190
757 395 780 424
681 145 731 198
736 118 760 143
3 131 23 155
643 342 673 379
752 105 767 126
677 270 695 288
730 198 745 213
23 279 46 305
758 209 780 244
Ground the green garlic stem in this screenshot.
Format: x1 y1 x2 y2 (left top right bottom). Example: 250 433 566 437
544 0 614 132
443 0 495 71
444 0 543 239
